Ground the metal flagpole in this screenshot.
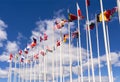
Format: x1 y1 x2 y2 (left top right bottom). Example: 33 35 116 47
105 23 114 82
76 3 83 82
30 59 32 82
60 29 63 82
95 14 102 82
22 63 24 82
18 62 20 82
52 27 55 82
44 45 46 82
85 0 95 82
99 0 112 82
14 60 17 82
8 60 12 82
77 39 80 82
67 9 72 82
34 60 36 82
85 24 90 82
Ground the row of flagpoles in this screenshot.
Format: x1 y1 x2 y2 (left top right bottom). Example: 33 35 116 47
7 0 120 82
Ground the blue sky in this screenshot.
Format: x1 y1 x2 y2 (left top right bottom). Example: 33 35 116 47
0 0 120 82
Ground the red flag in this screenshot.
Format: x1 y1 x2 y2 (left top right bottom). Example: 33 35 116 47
43 33 48 41
9 54 13 60
76 3 84 19
56 40 60 47
68 13 77 22
40 50 46 56
72 30 79 38
34 54 39 59
86 22 95 30
54 19 67 29
18 50 22 55
86 0 90 6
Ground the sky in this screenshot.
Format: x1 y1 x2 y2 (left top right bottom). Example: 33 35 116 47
0 0 120 82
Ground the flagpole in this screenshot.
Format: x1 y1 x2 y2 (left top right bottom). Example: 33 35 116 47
43 45 46 82
85 25 90 82
8 61 12 82
85 1 95 82
14 60 17 82
30 59 32 82
99 0 112 82
59 29 63 82
67 9 73 82
21 63 24 82
52 27 55 82
105 23 114 82
77 39 80 82
76 3 83 82
95 14 102 82
18 62 20 82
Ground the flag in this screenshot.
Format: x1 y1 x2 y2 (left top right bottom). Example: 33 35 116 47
72 30 79 38
9 54 13 60
56 40 60 47
117 0 120 23
34 54 39 59
86 0 90 6
24 48 28 54
97 7 118 22
40 50 46 56
18 50 22 55
40 36 43 42
63 34 69 42
20 56 25 62
43 33 48 41
76 3 84 19
86 22 95 30
30 37 37 48
68 13 78 22
54 19 67 29
46 46 53 53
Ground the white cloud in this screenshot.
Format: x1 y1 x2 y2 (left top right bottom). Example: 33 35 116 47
0 54 9 62
0 19 7 47
0 68 8 78
6 41 19 53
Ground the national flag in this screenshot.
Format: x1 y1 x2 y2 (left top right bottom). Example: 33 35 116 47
86 22 95 30
54 19 67 29
43 33 48 41
40 50 46 56
72 30 79 38
56 40 60 47
63 34 69 42
97 7 118 22
76 3 84 19
40 36 43 42
86 0 90 6
34 54 39 59
20 56 25 62
24 48 28 54
46 46 53 53
9 54 13 60
18 50 22 55
68 13 77 22
30 37 37 48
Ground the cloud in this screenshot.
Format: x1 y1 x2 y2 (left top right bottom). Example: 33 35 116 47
0 54 9 62
0 19 7 47
6 41 19 53
0 68 8 78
